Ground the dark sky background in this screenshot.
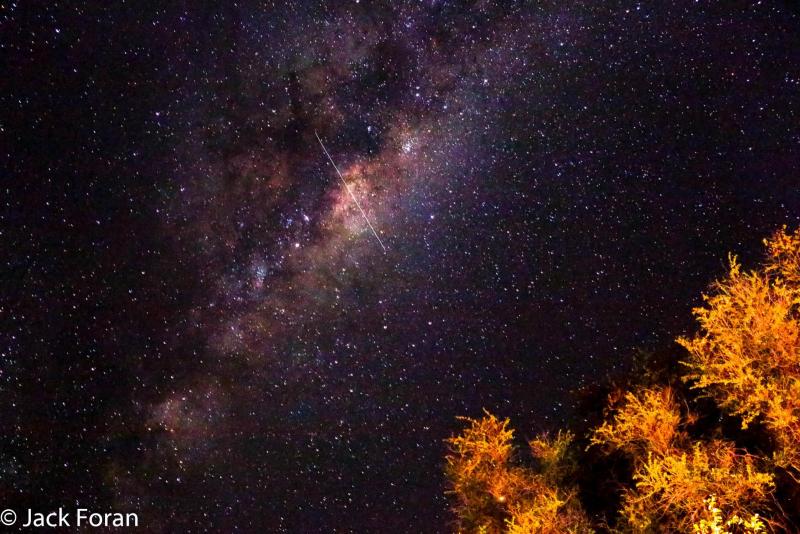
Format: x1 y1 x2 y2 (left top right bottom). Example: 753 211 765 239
3 1 800 532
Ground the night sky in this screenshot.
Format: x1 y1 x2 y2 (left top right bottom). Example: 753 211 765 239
3 1 800 532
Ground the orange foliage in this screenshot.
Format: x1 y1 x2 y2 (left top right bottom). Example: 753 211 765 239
445 411 591 533
679 226 800 473
443 228 800 532
590 386 682 458
692 495 766 534
590 387 775 532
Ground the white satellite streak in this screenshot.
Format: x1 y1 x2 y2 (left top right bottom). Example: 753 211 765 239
315 131 387 253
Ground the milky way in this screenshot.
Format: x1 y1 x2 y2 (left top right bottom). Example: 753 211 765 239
4 2 800 531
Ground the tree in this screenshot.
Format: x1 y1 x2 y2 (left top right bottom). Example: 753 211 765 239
444 227 800 532
445 411 591 533
589 386 774 532
679 226 800 475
